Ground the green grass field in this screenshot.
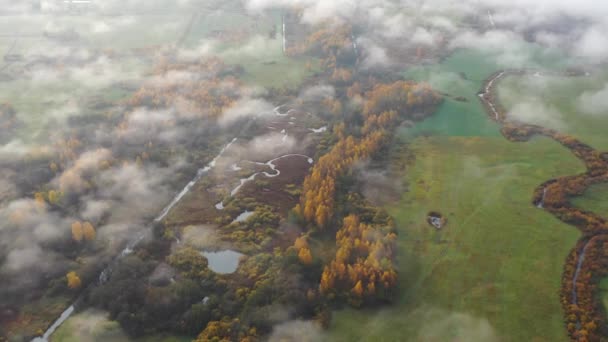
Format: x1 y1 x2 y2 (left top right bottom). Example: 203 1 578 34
52 310 191 342
402 49 502 138
211 10 319 89
572 183 608 220
402 48 572 138
498 71 608 152
328 135 583 341
599 278 608 319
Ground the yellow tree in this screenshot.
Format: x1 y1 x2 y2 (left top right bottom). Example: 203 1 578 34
298 248 313 266
34 192 46 208
66 271 81 289
83 222 96 241
352 280 364 297
48 190 60 205
49 162 59 173
294 236 309 250
71 221 83 242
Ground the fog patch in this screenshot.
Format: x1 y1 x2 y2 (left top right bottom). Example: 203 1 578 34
220 98 275 126
354 163 403 206
80 199 113 222
358 37 393 69
450 30 535 67
241 133 297 161
300 85 335 102
97 163 176 223
56 148 113 193
0 198 73 286
0 140 53 160
0 176 17 202
268 320 323 342
507 100 566 131
578 83 608 116
50 309 128 342
417 309 499 342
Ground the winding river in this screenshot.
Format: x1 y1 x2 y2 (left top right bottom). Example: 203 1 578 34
479 68 608 340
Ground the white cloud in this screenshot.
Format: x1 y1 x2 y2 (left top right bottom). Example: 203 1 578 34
578 84 608 116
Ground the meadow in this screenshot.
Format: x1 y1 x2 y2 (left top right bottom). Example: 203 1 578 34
329 47 586 341
328 135 583 341
497 71 608 152
52 310 191 342
402 48 571 138
572 183 608 219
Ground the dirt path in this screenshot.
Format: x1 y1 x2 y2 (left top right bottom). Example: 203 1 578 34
479 68 608 341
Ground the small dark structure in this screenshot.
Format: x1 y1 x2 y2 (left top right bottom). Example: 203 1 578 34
427 211 447 229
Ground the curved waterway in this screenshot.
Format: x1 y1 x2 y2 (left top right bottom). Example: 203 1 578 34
216 153 313 210
480 68 608 340
572 239 592 312
32 137 238 342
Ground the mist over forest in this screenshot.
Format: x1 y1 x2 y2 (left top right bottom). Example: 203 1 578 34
1 1 608 341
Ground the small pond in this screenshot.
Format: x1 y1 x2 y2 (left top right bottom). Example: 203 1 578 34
202 250 244 274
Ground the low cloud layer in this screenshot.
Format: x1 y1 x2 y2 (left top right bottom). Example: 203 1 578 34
578 84 608 116
246 0 608 66
268 320 324 342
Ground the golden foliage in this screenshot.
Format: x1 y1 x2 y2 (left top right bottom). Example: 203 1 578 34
83 222 96 241
298 248 313 265
319 215 397 305
71 221 83 242
294 236 309 250
66 271 82 289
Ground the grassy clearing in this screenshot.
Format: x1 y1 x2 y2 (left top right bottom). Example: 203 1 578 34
6 295 72 339
0 14 188 51
599 278 608 318
401 47 570 138
328 135 583 342
498 71 608 152
401 50 502 138
52 310 191 342
215 11 319 89
52 310 128 342
219 34 318 89
572 183 608 220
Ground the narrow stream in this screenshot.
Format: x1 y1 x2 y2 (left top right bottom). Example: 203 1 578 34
478 71 506 121
536 188 547 209
572 241 590 305
216 154 313 210
155 138 237 222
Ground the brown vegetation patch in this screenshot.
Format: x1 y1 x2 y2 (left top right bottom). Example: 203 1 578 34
239 155 314 215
